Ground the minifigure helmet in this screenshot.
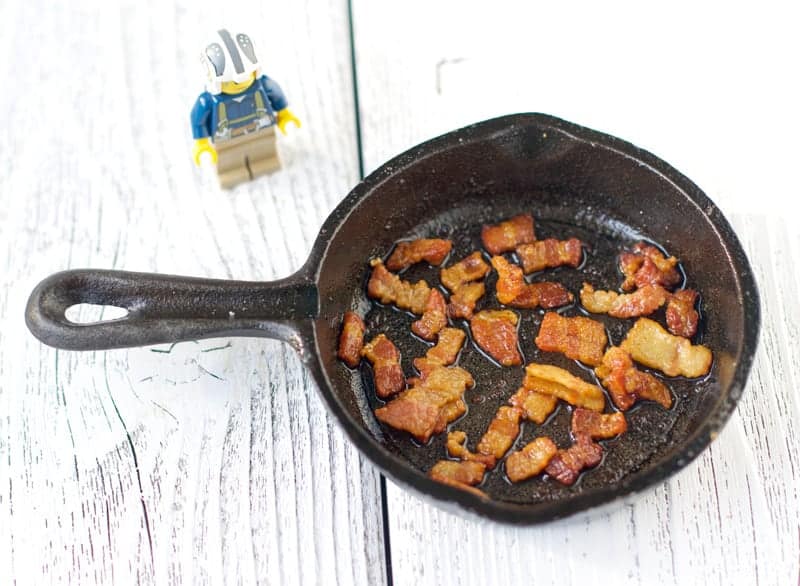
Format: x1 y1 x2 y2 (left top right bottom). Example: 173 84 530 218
201 29 261 94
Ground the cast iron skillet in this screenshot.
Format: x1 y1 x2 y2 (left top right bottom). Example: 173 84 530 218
25 114 760 524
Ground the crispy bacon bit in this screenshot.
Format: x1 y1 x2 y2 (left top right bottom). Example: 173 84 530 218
447 282 486 320
441 252 491 319
440 252 491 291
337 311 365 367
411 289 447 341
374 366 473 443
580 283 668 318
429 460 487 497
470 310 522 366
447 407 523 471
491 256 524 305
438 400 467 432
361 334 405 399
545 435 604 485
619 243 680 291
523 363 606 412
367 259 430 314
386 238 452 271
666 289 700 338
491 255 573 309
508 282 573 309
413 327 466 378
475 406 523 465
446 431 497 468
595 347 672 410
620 318 712 378
509 386 559 423
516 238 583 274
505 437 558 483
481 214 536 255
571 408 627 440
535 312 607 366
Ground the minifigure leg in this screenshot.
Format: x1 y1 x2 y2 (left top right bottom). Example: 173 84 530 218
248 152 281 178
214 127 279 188
217 165 252 189
246 127 281 179
215 135 251 188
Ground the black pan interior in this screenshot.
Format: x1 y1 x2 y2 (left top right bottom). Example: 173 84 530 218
308 115 756 519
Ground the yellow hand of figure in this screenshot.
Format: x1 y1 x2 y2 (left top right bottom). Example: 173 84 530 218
192 138 218 166
276 108 301 135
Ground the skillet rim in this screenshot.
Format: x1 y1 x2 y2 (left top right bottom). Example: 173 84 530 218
303 112 761 524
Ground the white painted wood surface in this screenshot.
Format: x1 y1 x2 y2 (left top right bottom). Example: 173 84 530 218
0 1 386 584
352 1 799 584
2 1 799 585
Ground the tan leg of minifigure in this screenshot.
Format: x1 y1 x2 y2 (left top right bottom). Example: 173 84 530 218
246 127 281 179
214 127 280 189
217 165 252 189
215 134 251 189
247 152 281 178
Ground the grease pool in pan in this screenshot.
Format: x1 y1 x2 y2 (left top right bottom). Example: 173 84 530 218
356 208 710 504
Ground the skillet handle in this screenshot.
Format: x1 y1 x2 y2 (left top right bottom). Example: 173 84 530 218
25 269 319 351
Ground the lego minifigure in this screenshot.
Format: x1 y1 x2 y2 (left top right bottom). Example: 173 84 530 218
190 29 300 188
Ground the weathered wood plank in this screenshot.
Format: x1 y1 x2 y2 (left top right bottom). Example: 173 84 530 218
0 0 385 584
351 1 799 583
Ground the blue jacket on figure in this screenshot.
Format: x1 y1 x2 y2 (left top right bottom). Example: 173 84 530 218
191 75 289 143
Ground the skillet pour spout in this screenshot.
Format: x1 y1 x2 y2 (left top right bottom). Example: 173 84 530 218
24 113 760 524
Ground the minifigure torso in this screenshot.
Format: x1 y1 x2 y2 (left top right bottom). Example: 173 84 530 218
191 75 288 143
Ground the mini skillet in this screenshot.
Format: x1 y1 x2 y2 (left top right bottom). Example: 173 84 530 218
26 114 760 523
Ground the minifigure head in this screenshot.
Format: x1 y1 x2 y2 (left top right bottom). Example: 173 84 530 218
201 29 261 95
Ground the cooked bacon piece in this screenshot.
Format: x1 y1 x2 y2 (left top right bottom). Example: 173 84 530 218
620 318 712 378
475 406 523 466
441 252 491 319
374 366 473 443
509 386 559 423
447 282 486 320
438 399 467 432
442 410 523 470
481 214 536 255
361 334 405 399
545 435 604 486
595 347 673 410
505 437 558 483
491 254 573 309
490 256 524 305
386 238 452 271
411 289 447 341
516 238 583 274
413 327 466 378
666 289 700 338
571 408 627 440
337 311 365 367
535 312 607 366
580 283 668 318
446 431 497 468
619 243 681 292
367 259 430 314
523 364 606 412
470 310 522 366
508 282 573 309
429 460 487 497
440 252 491 291
619 253 644 290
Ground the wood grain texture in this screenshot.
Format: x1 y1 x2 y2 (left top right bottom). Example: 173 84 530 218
351 1 799 584
0 0 385 584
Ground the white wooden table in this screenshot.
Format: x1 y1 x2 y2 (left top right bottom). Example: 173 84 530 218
1 1 798 584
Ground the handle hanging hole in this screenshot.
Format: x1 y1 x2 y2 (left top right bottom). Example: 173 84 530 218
65 303 129 324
